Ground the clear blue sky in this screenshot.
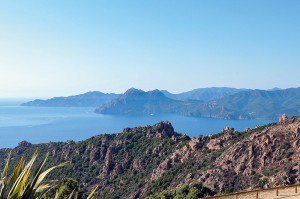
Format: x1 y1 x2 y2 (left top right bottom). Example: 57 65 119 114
0 1 299 98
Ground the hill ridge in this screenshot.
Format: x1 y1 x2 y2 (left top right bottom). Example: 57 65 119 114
22 91 120 107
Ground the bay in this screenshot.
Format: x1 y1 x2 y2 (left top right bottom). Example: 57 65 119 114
0 101 275 148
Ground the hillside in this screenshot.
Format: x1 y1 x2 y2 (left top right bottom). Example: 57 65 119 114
95 88 199 115
1 116 300 198
161 87 247 101
197 88 300 119
22 91 119 107
96 88 300 119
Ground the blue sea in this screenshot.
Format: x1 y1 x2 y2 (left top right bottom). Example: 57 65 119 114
0 100 275 148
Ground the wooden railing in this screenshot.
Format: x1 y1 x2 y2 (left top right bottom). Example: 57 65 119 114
201 184 300 199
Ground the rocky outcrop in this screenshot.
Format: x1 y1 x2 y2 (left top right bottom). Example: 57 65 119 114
16 141 32 154
222 126 234 133
189 137 203 151
206 134 235 151
99 145 114 178
207 139 223 150
202 117 300 191
279 113 288 122
244 128 251 133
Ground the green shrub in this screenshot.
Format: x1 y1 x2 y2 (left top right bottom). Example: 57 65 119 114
262 169 276 177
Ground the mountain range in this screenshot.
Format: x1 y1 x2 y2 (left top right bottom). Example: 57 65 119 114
94 88 202 115
22 91 119 107
1 116 300 198
161 87 248 101
22 87 244 107
22 87 300 119
200 88 300 119
96 87 300 119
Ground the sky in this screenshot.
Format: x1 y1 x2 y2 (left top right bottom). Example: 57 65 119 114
0 1 299 98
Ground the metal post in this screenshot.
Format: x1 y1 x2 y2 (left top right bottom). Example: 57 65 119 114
276 188 279 196
235 194 238 199
256 191 258 199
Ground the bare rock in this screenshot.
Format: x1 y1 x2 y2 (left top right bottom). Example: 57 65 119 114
189 137 202 151
207 139 222 150
279 113 288 122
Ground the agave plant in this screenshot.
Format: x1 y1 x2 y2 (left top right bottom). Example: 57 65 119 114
0 151 97 199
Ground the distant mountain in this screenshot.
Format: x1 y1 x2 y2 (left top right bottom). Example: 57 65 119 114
95 88 197 115
22 87 300 119
192 88 300 119
268 87 282 91
161 87 248 101
96 88 300 119
22 91 120 107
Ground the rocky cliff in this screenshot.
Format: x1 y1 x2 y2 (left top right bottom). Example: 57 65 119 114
1 117 300 198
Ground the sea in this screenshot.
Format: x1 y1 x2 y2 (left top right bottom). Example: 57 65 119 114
0 100 276 148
